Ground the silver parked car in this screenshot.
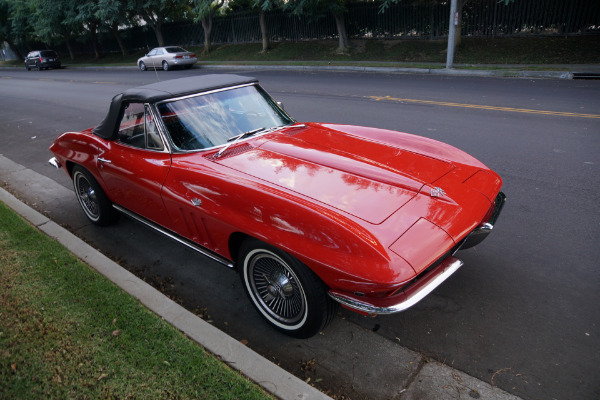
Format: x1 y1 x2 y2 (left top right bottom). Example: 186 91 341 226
137 46 197 71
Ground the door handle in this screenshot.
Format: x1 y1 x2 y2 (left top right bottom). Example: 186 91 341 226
98 157 112 164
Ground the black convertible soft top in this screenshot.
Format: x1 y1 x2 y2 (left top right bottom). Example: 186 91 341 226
92 74 257 139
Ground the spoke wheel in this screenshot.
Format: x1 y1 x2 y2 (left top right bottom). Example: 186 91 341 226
239 239 337 338
72 166 118 226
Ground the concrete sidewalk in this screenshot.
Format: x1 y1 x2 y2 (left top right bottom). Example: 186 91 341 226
0 155 523 400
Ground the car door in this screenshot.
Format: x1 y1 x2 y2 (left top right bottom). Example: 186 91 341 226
152 48 165 67
97 102 172 227
144 49 156 67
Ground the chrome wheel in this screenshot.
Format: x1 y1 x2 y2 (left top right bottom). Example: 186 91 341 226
74 170 100 222
71 166 118 226
246 249 307 327
239 239 337 338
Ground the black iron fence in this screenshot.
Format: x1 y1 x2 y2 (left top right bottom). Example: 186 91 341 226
20 0 600 57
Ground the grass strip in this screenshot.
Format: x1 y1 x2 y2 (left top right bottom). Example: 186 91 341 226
0 201 271 400
2 36 598 70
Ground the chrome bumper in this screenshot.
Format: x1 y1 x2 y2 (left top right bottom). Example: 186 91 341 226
328 256 464 315
460 191 506 250
48 157 61 169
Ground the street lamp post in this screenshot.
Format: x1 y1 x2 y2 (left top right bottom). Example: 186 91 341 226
446 0 458 69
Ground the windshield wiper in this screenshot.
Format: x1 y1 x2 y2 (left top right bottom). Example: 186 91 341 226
217 127 265 158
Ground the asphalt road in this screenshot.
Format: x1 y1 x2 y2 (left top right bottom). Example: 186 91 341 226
1 67 599 400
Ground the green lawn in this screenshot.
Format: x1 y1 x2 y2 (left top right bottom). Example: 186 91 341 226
0 201 271 400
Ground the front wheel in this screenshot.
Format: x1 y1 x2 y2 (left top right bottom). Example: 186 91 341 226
162 61 170 71
238 239 337 338
72 166 119 226
139 61 147 71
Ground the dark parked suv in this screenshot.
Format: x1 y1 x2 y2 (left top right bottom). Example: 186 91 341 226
25 50 61 70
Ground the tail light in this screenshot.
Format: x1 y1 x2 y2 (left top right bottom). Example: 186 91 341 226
190 54 196 58
174 55 183 59
38 57 43 61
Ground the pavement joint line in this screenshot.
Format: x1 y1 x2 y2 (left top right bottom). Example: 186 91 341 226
0 185 332 400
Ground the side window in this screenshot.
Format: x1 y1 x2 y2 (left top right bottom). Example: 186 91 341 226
148 49 157 56
117 103 164 151
117 103 146 148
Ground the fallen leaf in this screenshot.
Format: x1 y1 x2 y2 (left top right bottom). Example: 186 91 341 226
97 373 108 381
240 339 249 345
112 330 120 336
11 363 17 373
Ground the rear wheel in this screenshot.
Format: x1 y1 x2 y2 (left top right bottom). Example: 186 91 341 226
238 238 337 338
162 61 170 71
72 166 119 226
36 62 41 71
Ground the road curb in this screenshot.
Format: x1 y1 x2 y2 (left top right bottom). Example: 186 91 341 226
0 63 577 79
0 185 332 400
196 63 575 79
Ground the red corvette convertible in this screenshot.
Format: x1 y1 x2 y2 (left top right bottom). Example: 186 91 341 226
49 74 505 338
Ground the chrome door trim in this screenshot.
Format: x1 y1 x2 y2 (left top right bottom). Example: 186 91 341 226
112 204 234 268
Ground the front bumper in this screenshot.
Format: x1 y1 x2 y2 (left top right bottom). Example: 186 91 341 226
329 191 506 315
460 191 506 249
328 256 463 315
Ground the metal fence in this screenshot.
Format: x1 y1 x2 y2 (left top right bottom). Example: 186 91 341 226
21 0 600 56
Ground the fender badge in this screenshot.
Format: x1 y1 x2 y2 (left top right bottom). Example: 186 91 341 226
430 187 446 198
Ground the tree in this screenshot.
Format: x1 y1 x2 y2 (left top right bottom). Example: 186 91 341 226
136 0 190 47
251 0 281 53
69 0 103 60
28 0 82 61
286 0 349 54
193 0 225 54
6 0 34 58
96 0 137 57
0 0 23 59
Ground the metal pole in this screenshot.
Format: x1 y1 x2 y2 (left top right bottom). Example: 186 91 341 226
446 0 457 69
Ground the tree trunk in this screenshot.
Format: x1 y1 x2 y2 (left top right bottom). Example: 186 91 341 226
201 16 212 55
89 23 101 60
112 24 128 57
333 11 348 54
259 9 270 53
153 20 165 47
64 37 75 61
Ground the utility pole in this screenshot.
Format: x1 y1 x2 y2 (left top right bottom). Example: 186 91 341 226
446 0 458 69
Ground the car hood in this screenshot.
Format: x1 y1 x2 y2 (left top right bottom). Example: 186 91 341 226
211 123 482 224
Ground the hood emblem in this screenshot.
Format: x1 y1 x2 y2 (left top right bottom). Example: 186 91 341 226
430 187 446 198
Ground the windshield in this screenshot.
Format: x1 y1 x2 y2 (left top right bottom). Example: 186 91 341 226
156 84 294 151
